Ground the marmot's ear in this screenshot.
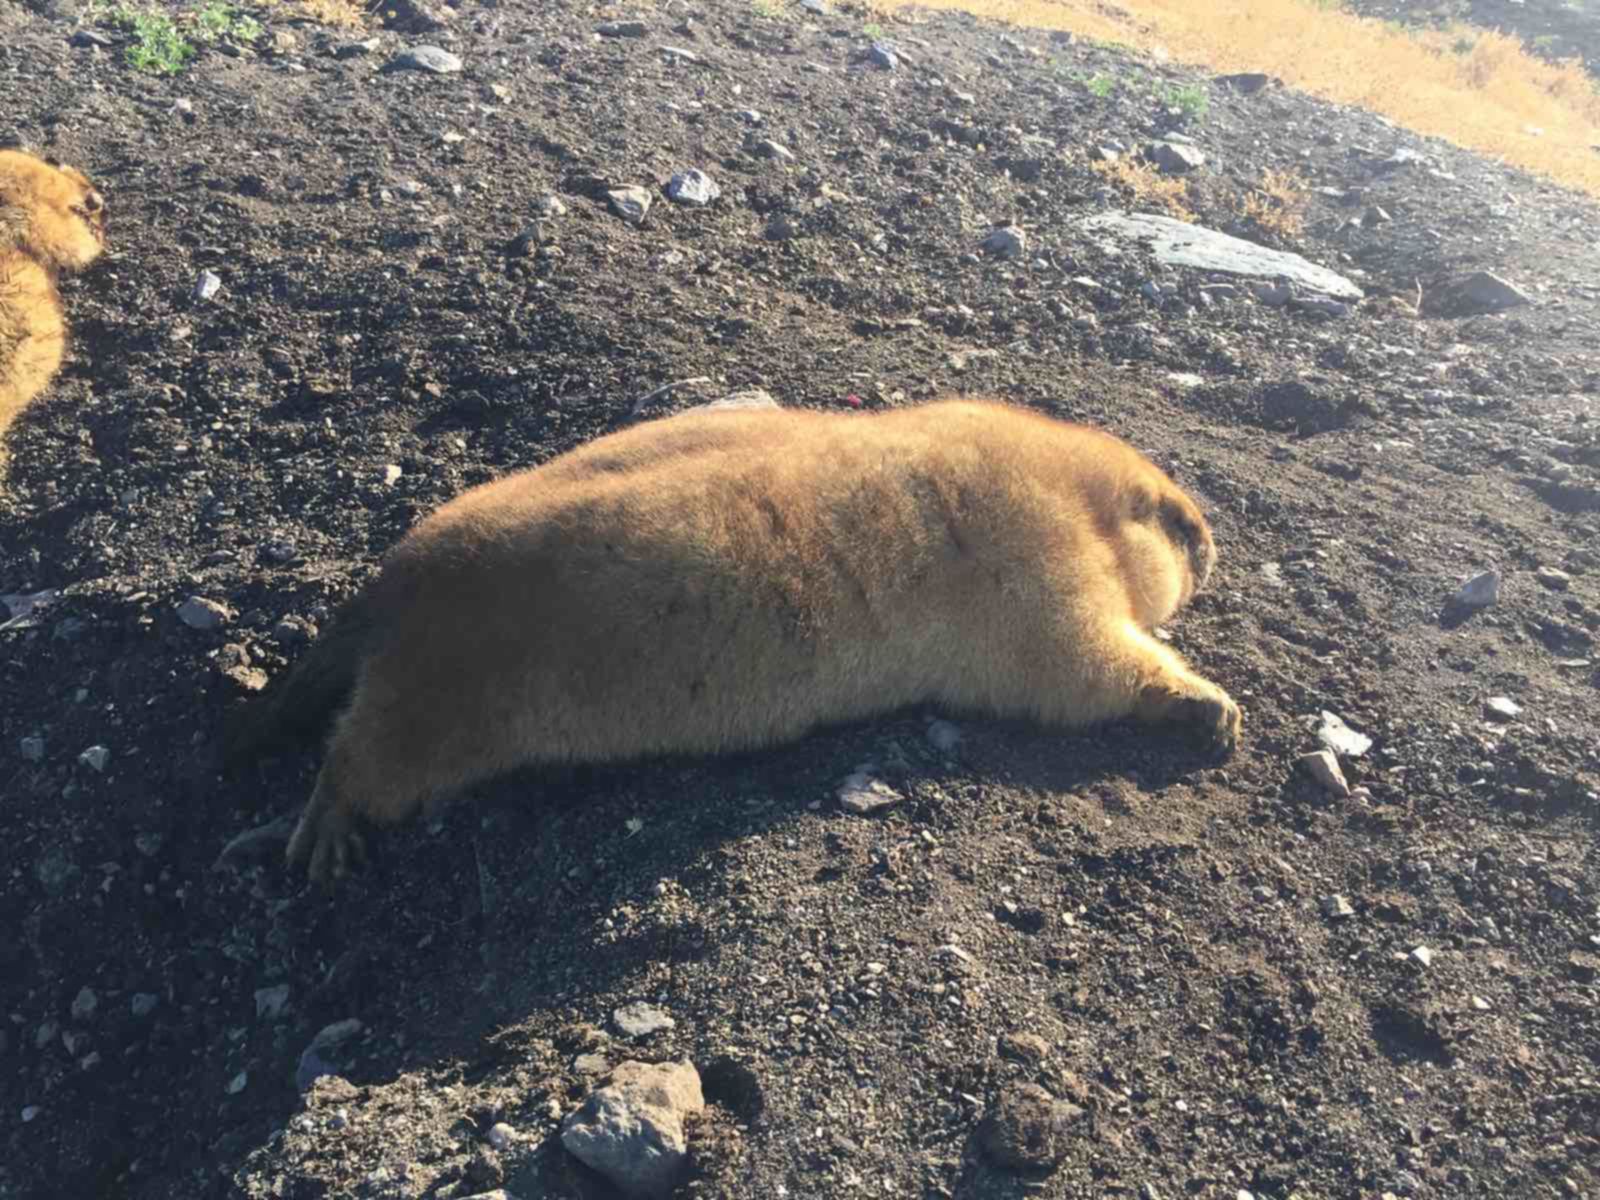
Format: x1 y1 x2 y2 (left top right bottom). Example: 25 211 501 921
1128 488 1156 521
43 155 61 169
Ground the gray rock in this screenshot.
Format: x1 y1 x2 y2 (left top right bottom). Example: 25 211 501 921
660 46 698 63
1410 945 1434 968
78 745 110 774
665 169 720 206
735 108 763 125
837 769 902 815
1218 71 1274 93
296 1019 363 1092
1453 570 1499 609
388 45 462 74
536 194 568 217
1317 711 1371 758
607 186 653 225
979 1082 1083 1170
177 596 232 631
868 42 897 69
1079 212 1363 301
1297 749 1350 797
981 225 1026 259
752 139 794 161
684 389 779 415
70 987 98 1022
335 38 380 58
255 984 291 1020
1535 566 1571 591
1143 140 1206 173
1320 894 1355 920
926 719 962 753
613 1002 676 1038
19 735 44 763
192 271 222 302
1484 696 1522 722
70 29 115 48
131 993 160 1018
1425 271 1531 316
561 1059 705 1198
596 20 648 36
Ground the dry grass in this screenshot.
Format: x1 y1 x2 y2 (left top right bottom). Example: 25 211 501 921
267 0 368 28
1090 155 1194 221
1241 166 1309 239
875 0 1600 199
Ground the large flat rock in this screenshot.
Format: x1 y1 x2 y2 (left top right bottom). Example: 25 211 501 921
1078 211 1365 301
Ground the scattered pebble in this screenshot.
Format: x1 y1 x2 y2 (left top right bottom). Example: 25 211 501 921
1320 894 1355 920
388 45 463 73
192 270 222 302
1470 995 1491 1011
486 1122 516 1150
1297 749 1350 798
537 194 568 216
178 596 232 631
70 987 98 1021
131 993 159 1018
837 768 902 815
752 139 794 161
19 735 44 763
1484 696 1522 722
596 20 647 36
1453 570 1499 609
77 745 110 774
1535 566 1571 591
981 225 1026 259
665 169 721 206
607 186 653 225
1410 945 1435 968
979 1082 1083 1170
613 1002 676 1038
255 984 291 1021
868 42 898 69
1143 140 1206 173
1317 710 1372 758
926 720 961 753
561 1059 704 1198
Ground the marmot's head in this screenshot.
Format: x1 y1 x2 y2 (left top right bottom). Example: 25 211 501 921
1102 449 1218 628
0 149 107 270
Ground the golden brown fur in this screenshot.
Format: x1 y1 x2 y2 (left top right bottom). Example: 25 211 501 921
224 397 1243 883
0 149 107 479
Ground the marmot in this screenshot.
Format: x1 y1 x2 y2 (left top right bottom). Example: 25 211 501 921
224 397 1243 884
0 149 107 477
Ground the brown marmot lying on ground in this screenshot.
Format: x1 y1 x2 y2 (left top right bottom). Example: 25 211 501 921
0 148 107 480
223 397 1243 884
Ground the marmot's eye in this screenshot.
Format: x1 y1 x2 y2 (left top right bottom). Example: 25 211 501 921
84 192 103 213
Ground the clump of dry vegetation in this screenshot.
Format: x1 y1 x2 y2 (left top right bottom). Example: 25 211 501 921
1240 166 1310 239
277 0 367 28
1090 155 1195 221
877 0 1600 199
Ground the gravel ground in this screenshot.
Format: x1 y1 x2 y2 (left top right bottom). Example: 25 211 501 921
1 1 1597 1198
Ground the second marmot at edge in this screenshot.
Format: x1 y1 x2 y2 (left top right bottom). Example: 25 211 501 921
224 396 1244 884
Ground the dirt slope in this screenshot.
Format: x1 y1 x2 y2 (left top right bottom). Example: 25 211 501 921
1 2 1597 1198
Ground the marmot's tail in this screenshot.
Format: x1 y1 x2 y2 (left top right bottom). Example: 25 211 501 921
219 591 375 770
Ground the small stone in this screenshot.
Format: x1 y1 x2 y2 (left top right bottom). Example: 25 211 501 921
837 769 902 815
1410 945 1435 968
296 1019 363 1092
613 1002 675 1038
70 987 98 1021
659 46 698 63
868 42 897 69
255 984 291 1021
178 596 232 631
537 194 568 217
130 993 159 1018
1426 271 1531 316
1470 995 1491 1011
665 169 720 206
486 1122 516 1150
1320 894 1355 919
1536 566 1571 591
1569 951 1599 983
607 186 653 225
70 29 115 47
388 45 462 74
19 735 44 763
998 1031 1051 1063
334 38 380 58
1317 710 1371 757
77 745 110 774
1364 204 1392 225
1143 140 1206 173
574 1052 610 1075
752 139 794 161
383 464 403 486
684 389 779 415
926 719 962 753
1237 1192 1256 1200
561 1059 704 1198
735 109 762 125
1484 696 1521 722
979 1082 1083 1170
227 1070 248 1095
596 20 647 36
192 270 222 302
1453 570 1499 609
1297 749 1350 797
981 225 1026 259
1254 281 1293 307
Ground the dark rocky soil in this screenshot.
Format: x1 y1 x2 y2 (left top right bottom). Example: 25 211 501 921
2 1 1598 1198
1342 0 1600 76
